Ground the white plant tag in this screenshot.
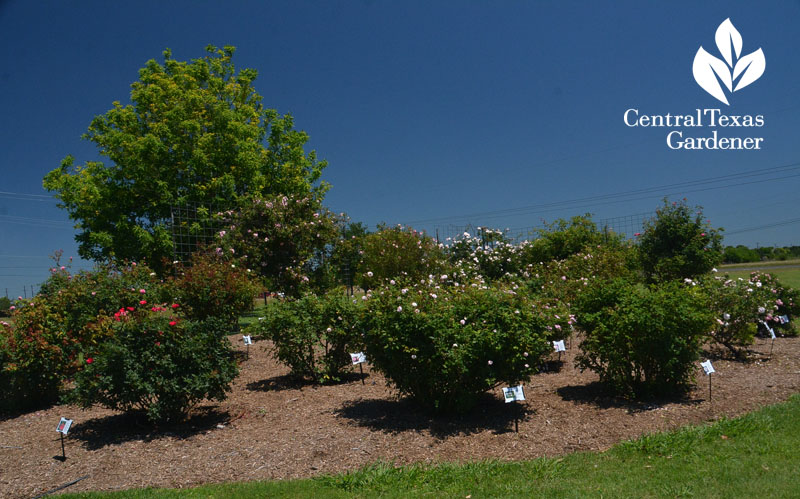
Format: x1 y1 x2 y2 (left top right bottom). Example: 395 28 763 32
760 320 776 339
56 417 73 435
350 352 366 365
553 340 566 352
503 385 525 403
701 360 715 375
243 335 252 345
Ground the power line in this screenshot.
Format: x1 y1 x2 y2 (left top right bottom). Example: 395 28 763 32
0 190 53 201
725 217 800 236
406 161 800 225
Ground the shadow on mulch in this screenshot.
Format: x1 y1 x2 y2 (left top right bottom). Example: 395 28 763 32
557 382 702 413
0 398 58 423
247 372 366 392
334 393 531 438
69 407 230 450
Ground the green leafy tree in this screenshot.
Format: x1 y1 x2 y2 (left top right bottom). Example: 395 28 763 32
44 45 328 273
638 199 723 282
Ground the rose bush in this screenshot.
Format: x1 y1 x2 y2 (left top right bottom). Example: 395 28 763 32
575 278 713 398
362 277 554 413
247 290 365 383
68 302 238 423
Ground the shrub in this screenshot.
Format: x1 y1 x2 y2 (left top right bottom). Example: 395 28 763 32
575 278 713 398
358 225 449 290
638 199 723 282
747 272 799 337
69 303 238 423
519 215 623 264
248 290 364 383
167 250 261 327
214 195 341 297
0 261 166 411
0 296 11 317
0 297 83 410
697 274 767 357
362 279 553 413
447 227 523 281
521 243 639 305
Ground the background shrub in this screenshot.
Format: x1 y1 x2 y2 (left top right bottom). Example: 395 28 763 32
747 272 799 337
248 290 364 383
0 296 11 317
575 278 713 398
698 274 765 357
69 305 238 423
167 250 261 327
358 225 449 290
214 195 341 297
638 199 723 283
363 280 552 413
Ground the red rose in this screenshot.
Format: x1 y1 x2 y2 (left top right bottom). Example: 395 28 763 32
86 357 94 364
171 303 180 309
169 321 177 326
139 300 147 305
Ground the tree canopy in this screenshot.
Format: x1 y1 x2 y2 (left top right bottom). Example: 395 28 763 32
44 45 329 271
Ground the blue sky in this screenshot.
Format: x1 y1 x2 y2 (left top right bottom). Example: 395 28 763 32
1 1 798 298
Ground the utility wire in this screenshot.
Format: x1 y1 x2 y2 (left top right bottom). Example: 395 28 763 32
407 161 800 224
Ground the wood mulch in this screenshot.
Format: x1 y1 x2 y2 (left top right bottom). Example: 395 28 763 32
1 334 799 498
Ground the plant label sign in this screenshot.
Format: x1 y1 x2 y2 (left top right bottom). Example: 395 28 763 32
243 335 252 345
56 417 73 435
553 340 566 352
503 385 525 403
350 352 366 365
778 315 789 324
701 360 715 375
760 320 776 339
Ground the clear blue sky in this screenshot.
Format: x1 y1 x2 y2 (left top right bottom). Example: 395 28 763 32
1 0 798 298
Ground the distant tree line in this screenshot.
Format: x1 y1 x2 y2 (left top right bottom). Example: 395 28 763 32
723 245 800 264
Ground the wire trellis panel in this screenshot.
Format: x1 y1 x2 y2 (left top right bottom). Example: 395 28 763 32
170 203 224 263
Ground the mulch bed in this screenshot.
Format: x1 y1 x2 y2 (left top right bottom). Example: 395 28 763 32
2 334 799 498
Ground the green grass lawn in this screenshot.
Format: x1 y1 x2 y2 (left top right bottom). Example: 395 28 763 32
719 261 800 290
64 394 800 498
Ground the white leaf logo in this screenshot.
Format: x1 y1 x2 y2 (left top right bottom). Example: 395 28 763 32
692 18 765 105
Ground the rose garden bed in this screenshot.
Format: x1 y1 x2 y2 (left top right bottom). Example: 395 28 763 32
1 333 798 498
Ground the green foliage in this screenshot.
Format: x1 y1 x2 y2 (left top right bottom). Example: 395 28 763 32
44 45 328 273
0 296 11 317
0 258 169 411
747 271 799 337
697 274 764 357
248 291 365 383
724 245 800 263
166 250 260 326
214 195 341 296
447 227 523 281
521 243 639 305
359 225 449 290
638 199 723 282
521 215 623 264
575 278 713 398
0 300 70 410
69 306 238 424
362 280 553 413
